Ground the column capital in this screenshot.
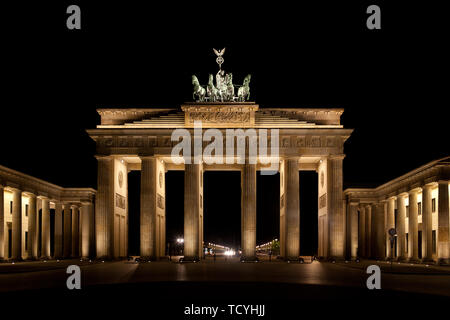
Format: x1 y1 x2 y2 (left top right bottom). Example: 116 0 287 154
422 183 435 190
388 196 397 201
397 192 409 198
23 191 37 198
8 186 22 193
409 187 421 194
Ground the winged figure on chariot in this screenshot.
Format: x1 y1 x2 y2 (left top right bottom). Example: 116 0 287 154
192 48 251 102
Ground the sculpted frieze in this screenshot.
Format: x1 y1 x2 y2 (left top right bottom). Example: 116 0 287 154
188 111 250 123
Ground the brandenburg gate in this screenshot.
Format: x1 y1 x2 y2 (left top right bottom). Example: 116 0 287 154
2 48 448 264
87 103 353 261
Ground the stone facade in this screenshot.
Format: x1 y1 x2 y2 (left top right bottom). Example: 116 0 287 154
0 165 96 260
345 157 450 264
88 103 353 260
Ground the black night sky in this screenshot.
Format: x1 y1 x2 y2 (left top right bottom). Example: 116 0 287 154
2 2 448 254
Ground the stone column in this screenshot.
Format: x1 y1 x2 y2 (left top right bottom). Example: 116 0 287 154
184 162 203 261
95 156 114 259
327 155 345 259
408 188 420 262
373 203 385 260
141 157 157 260
386 197 396 259
365 205 372 258
27 194 37 259
370 204 378 259
347 202 359 260
54 202 63 259
422 184 433 262
81 203 94 258
358 205 366 258
397 194 407 260
0 185 4 260
284 158 299 260
63 203 72 258
41 197 50 258
32 198 39 258
11 188 22 260
438 181 449 264
71 205 79 257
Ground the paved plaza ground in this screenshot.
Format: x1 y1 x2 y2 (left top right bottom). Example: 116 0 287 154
1 257 449 318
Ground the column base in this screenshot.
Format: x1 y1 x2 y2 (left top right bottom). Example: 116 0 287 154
408 258 421 264
24 257 38 261
39 256 51 260
421 258 436 264
240 256 259 262
438 258 450 266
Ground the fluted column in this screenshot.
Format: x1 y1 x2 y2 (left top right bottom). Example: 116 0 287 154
370 204 378 258
141 157 157 260
40 197 50 258
347 202 359 260
54 202 63 259
397 194 407 260
422 184 433 262
438 181 449 264
27 194 37 259
11 188 22 260
63 203 72 258
358 205 366 258
365 205 372 258
95 156 114 259
184 162 203 261
284 158 299 260
0 185 4 260
81 203 94 258
373 203 385 259
408 188 419 261
71 205 79 257
386 197 396 259
328 155 345 259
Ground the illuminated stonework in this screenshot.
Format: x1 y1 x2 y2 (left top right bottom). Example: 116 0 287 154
345 157 450 264
88 103 353 261
0 166 96 260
